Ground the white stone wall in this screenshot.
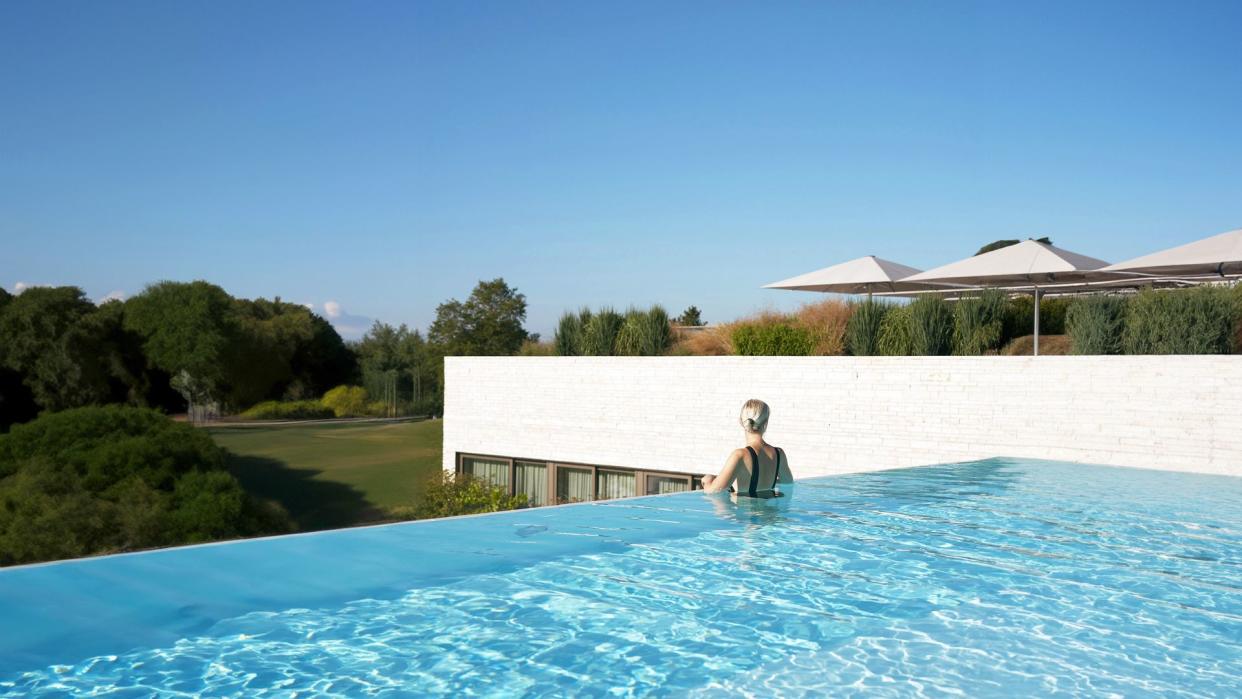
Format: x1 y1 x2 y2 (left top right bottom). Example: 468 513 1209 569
443 356 1242 478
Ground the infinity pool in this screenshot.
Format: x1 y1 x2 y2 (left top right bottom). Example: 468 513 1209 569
1 458 1239 697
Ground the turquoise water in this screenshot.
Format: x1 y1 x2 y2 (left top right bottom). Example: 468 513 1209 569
1 458 1240 697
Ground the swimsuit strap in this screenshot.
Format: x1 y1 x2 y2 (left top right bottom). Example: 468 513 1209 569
744 446 760 498
773 447 782 489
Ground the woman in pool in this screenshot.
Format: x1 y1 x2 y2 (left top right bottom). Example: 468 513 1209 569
701 399 793 498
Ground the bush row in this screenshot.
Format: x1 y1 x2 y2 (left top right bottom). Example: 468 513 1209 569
841 292 1010 356
841 285 1241 357
558 284 1241 358
1066 286 1241 355
239 384 393 420
555 306 672 356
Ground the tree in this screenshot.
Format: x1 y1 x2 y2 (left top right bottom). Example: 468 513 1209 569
675 306 705 326
0 286 114 411
0 369 37 433
975 237 1052 256
0 288 13 427
282 309 358 400
125 282 356 412
124 281 238 409
428 278 529 356
355 321 433 413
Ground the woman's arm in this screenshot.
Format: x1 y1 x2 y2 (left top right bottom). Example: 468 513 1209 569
778 450 793 485
701 449 743 494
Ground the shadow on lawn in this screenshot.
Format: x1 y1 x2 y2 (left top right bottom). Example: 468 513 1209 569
226 453 383 531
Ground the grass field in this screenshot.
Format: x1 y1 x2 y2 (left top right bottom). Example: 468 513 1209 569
207 419 443 532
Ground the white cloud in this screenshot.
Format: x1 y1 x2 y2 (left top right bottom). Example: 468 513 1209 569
314 300 371 340
13 281 33 294
98 290 126 303
300 302 315 311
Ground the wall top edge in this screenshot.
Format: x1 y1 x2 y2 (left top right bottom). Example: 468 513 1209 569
445 355 1241 364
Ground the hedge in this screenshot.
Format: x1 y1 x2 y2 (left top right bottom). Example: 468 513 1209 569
909 296 953 356
614 306 672 356
240 400 334 420
1123 287 1237 354
732 322 815 356
952 290 1007 355
877 305 914 355
1065 295 1128 355
845 299 889 356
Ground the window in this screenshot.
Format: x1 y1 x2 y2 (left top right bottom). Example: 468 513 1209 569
514 461 549 507
596 470 636 500
457 453 706 507
556 465 594 503
462 456 510 489
646 474 690 495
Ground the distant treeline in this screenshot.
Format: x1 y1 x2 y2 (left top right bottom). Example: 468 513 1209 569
0 278 532 432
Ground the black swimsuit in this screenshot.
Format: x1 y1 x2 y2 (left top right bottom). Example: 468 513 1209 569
741 445 784 498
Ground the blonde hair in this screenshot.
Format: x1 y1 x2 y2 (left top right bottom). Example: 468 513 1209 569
739 399 770 434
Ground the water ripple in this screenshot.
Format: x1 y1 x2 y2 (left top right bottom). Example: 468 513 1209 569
3 459 1240 697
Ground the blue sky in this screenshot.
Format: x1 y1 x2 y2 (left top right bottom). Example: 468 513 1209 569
2 1 1240 338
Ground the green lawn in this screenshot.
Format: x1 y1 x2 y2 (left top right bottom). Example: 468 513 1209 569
207 419 443 532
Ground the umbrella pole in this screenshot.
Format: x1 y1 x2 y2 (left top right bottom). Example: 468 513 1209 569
1033 285 1041 356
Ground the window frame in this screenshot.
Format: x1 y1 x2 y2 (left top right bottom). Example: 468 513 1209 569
458 453 514 491
455 452 706 507
513 459 553 507
641 472 693 496
594 467 639 501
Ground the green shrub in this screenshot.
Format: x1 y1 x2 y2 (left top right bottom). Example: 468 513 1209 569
615 306 672 356
845 299 889 356
877 305 913 355
321 385 369 417
413 472 527 519
518 340 556 356
0 406 292 565
1233 283 1242 352
909 296 953 355
581 308 624 356
1004 295 1068 342
1065 295 1128 355
240 400 334 420
554 308 591 356
732 322 814 356
952 290 1007 355
1123 287 1236 355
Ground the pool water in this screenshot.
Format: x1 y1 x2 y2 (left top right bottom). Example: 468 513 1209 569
1 458 1240 697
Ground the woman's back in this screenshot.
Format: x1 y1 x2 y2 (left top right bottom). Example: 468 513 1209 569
700 399 794 496
736 443 788 498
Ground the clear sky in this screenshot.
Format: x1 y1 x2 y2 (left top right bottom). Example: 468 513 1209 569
2 1 1240 338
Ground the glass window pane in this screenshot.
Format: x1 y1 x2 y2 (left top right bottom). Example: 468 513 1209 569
596 470 636 500
556 466 593 504
646 475 689 496
514 461 548 507
462 456 509 489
